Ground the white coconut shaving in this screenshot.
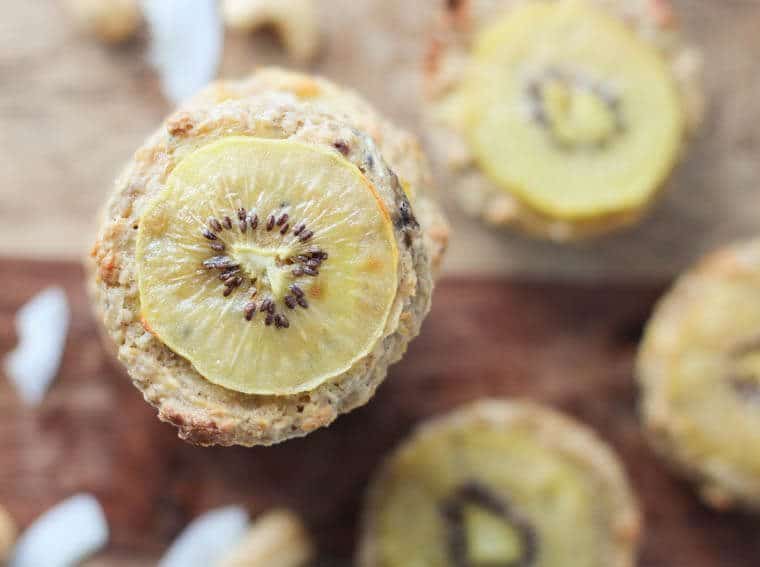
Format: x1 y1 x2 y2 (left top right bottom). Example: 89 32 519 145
3 287 70 406
9 494 109 567
159 506 250 567
141 0 224 104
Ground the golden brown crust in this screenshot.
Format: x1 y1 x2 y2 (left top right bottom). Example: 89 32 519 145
638 239 760 510
358 399 641 567
88 70 444 447
424 0 704 241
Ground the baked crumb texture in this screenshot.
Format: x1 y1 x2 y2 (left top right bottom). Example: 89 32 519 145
89 68 448 447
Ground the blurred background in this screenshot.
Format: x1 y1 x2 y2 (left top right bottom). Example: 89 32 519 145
1 1 760 565
2 1 760 280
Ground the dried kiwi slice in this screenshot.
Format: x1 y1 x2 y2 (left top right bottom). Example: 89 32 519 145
359 400 640 567
463 0 684 220
638 239 760 509
136 137 398 396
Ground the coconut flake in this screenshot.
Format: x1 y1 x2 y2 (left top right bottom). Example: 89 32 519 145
9 494 109 567
141 0 224 104
3 287 70 406
222 0 320 62
159 506 249 567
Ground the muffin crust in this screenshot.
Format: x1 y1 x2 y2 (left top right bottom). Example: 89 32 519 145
89 71 445 446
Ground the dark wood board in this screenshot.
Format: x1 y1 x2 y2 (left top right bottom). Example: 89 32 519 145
0 260 758 566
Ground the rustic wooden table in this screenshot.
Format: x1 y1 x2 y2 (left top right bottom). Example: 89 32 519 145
1 261 759 565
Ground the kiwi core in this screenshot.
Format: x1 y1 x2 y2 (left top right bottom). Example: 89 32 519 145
528 69 623 150
232 242 300 300
198 203 329 327
442 482 537 567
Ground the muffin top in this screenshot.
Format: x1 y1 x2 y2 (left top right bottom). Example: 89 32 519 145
639 239 760 509
359 399 640 567
425 0 703 240
89 70 439 447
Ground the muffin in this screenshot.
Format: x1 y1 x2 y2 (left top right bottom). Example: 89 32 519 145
88 68 447 447
638 238 760 510
425 0 703 240
358 400 641 567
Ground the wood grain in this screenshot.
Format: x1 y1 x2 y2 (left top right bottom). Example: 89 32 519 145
1 1 760 279
0 260 758 565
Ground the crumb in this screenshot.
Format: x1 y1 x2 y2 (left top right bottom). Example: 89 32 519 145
167 112 196 137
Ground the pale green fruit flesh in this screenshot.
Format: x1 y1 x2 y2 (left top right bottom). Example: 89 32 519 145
136 137 399 395
464 505 526 564
463 0 684 220
375 427 622 566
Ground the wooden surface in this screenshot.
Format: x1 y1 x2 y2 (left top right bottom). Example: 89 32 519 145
0 260 758 566
2 3 760 565
1 1 760 279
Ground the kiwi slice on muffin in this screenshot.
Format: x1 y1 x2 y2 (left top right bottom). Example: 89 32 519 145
358 400 640 567
89 77 437 446
466 0 683 220
426 0 702 239
137 137 398 395
638 239 760 510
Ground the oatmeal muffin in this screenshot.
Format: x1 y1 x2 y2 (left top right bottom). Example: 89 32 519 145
358 400 641 567
88 68 447 447
425 0 703 241
638 239 760 510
